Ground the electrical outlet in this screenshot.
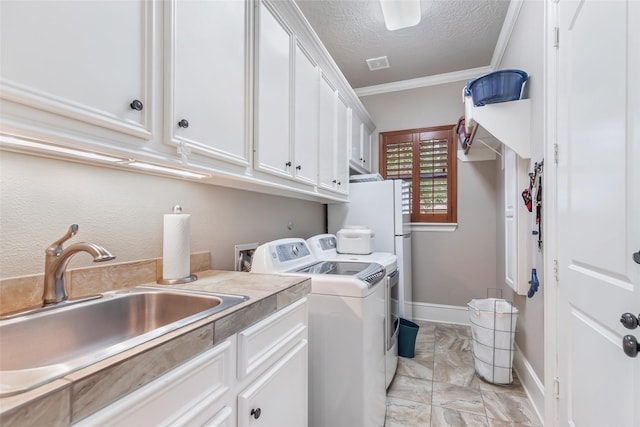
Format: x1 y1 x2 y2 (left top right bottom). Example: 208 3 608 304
234 243 258 272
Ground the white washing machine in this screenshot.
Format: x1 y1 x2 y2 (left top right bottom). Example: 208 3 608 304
251 238 386 427
307 234 399 389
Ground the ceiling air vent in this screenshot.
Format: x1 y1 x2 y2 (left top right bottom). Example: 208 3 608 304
366 56 390 71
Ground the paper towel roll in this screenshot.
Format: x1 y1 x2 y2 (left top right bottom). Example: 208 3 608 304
162 212 191 280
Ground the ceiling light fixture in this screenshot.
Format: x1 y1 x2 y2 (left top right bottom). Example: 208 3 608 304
379 0 421 31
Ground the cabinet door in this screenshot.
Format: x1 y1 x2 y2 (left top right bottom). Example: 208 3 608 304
350 113 363 166
318 74 337 190
167 0 249 166
362 123 373 172
335 95 350 194
0 0 153 140
255 0 293 177
238 340 308 427
75 339 233 427
293 43 319 185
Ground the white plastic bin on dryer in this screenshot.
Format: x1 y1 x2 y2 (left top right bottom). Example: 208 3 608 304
467 298 518 384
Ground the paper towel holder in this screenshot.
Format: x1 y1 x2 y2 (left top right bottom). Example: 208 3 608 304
157 205 198 285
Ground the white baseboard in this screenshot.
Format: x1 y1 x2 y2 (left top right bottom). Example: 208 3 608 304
410 301 545 424
513 343 545 425
410 301 470 325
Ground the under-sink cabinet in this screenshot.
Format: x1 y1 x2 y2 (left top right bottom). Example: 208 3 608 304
74 338 234 427
74 298 308 427
0 0 154 146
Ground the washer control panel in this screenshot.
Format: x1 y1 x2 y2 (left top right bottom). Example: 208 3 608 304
276 241 310 262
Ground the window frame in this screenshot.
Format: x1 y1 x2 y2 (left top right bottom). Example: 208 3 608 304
379 125 457 223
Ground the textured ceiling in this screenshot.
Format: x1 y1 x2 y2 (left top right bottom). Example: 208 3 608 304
295 0 511 90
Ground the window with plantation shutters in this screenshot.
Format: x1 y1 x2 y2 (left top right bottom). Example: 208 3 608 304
380 125 457 223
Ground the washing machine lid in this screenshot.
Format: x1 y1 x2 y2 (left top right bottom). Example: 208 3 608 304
295 261 385 287
307 234 397 272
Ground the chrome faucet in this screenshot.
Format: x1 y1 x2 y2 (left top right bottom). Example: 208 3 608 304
43 224 115 306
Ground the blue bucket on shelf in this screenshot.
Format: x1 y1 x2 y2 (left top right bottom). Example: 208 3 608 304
466 69 528 107
398 318 419 358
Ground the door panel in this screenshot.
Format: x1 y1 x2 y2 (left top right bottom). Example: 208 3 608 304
557 1 640 425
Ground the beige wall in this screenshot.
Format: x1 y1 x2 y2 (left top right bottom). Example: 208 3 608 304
361 0 545 382
0 151 325 279
361 81 500 306
494 0 546 380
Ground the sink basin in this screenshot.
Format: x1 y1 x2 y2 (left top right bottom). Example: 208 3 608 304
0 287 248 396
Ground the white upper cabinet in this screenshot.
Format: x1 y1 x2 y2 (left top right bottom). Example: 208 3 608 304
350 113 364 167
318 74 337 190
166 0 250 166
362 123 373 172
335 94 350 194
349 113 373 174
293 43 319 185
254 0 293 178
0 0 153 142
318 74 349 195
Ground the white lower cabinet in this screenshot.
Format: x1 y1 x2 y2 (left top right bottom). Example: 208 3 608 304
237 341 308 427
74 338 234 427
73 298 308 427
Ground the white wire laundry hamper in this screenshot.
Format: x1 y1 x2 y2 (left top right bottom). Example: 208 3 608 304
467 297 519 384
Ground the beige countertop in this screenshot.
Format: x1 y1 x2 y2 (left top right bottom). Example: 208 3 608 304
0 270 311 426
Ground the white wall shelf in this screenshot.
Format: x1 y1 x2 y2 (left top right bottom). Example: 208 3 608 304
464 97 531 159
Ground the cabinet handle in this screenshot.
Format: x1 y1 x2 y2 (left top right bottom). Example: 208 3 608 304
332 180 337 184
337 181 342 186
178 119 189 129
130 99 144 111
250 408 262 419
296 165 302 170
285 161 292 167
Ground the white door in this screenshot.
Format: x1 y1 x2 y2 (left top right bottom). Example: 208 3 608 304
556 1 640 426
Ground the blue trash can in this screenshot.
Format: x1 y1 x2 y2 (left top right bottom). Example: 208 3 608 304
398 318 419 358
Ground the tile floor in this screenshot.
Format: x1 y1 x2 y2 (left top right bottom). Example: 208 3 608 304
384 320 542 427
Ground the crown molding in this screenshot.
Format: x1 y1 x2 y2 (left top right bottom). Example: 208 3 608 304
354 66 493 97
354 0 525 97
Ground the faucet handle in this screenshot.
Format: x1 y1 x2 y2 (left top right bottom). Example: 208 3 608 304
48 224 79 253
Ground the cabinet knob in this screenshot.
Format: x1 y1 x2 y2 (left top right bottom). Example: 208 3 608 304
130 99 143 111
296 165 302 170
623 335 639 358
178 119 189 129
250 408 262 419
337 181 341 186
332 179 337 184
621 313 640 330
285 161 292 167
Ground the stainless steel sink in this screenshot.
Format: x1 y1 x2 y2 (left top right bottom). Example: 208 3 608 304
0 287 248 396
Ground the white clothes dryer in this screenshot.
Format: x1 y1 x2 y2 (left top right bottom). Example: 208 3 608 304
307 234 399 389
251 238 386 427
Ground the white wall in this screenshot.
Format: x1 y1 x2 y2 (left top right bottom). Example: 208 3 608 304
361 81 499 307
0 151 325 278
